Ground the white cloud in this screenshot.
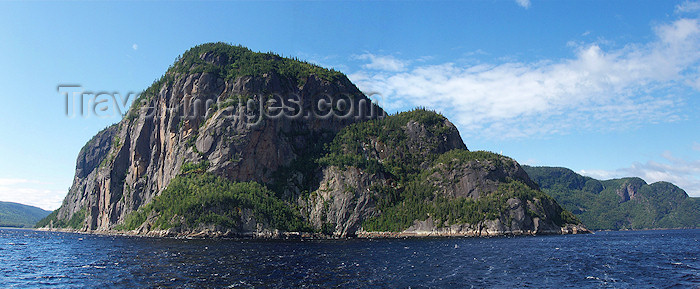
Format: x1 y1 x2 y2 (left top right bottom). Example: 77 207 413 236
579 152 700 197
0 178 35 186
350 16 700 139
676 1 700 13
0 178 65 210
578 169 616 181
355 53 408 72
693 142 700 151
515 0 531 9
132 44 139 50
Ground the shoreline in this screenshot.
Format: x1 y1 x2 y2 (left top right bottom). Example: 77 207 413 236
0 226 35 230
591 227 700 232
31 226 594 240
22 227 700 240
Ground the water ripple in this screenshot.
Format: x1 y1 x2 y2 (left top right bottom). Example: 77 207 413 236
0 229 697 288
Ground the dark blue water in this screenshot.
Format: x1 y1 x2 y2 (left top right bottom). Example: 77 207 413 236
0 229 697 288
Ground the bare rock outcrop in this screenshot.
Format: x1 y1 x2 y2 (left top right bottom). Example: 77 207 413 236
40 43 587 237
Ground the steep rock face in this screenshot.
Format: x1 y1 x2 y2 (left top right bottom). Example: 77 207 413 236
302 166 387 237
615 178 645 202
53 124 118 228
41 43 586 237
429 157 537 199
310 111 585 237
391 157 580 236
359 195 579 238
384 155 578 236
44 43 381 233
301 114 485 236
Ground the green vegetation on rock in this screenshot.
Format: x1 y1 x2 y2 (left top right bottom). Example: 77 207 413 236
434 149 507 171
35 207 86 229
523 166 700 230
44 43 584 237
181 160 210 174
175 42 344 84
362 177 578 232
126 42 347 121
319 108 455 179
117 172 312 232
317 108 578 232
34 210 57 228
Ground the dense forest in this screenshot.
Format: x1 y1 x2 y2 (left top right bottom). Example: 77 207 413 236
524 166 700 230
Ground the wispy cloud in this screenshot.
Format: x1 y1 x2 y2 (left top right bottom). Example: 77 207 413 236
677 0 700 13
0 178 36 186
580 151 700 197
354 53 408 72
0 178 64 210
132 43 139 51
515 0 531 9
349 16 700 139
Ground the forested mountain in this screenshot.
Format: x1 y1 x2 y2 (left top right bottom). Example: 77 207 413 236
523 166 699 230
0 201 51 228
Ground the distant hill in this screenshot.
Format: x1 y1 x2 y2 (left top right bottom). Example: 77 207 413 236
523 166 700 230
0 201 52 228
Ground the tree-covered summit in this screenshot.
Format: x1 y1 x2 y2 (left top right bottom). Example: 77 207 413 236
129 42 355 119
174 42 344 84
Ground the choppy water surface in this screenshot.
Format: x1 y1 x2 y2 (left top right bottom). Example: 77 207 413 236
0 228 697 288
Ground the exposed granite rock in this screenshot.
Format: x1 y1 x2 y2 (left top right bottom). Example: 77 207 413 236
429 156 537 199
297 115 587 237
44 44 381 233
358 195 590 238
54 124 118 226
301 166 386 237
616 178 645 202
41 43 587 238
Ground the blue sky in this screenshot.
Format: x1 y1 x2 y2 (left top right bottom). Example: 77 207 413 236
1 1 699 210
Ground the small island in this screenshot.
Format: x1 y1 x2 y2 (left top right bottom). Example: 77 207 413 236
38 43 587 238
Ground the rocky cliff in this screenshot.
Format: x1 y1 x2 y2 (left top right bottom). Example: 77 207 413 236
38 43 587 237
313 113 585 237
